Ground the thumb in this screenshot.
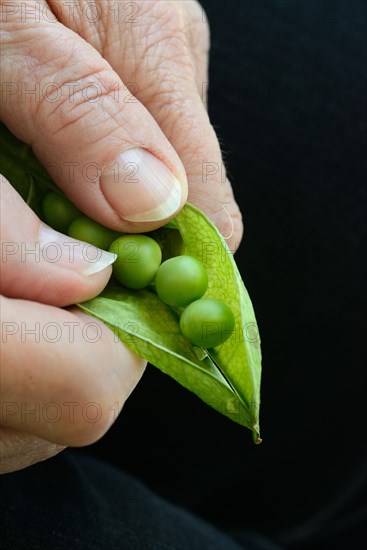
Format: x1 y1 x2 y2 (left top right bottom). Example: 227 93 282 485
1 3 188 232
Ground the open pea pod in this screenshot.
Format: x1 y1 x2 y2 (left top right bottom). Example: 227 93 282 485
0 122 262 442
80 206 262 442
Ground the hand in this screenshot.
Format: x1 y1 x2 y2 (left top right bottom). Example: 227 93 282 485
0 176 146 473
1 0 243 247
0 0 243 473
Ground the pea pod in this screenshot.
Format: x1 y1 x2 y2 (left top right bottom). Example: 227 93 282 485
0 122 262 442
80 204 262 442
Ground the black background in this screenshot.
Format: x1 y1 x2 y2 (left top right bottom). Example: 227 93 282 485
81 1 367 548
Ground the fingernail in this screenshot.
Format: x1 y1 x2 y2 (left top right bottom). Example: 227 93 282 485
39 224 117 276
100 149 182 222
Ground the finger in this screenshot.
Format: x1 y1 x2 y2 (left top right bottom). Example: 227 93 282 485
49 0 243 249
1 176 116 307
179 0 210 101
0 425 65 474
0 296 146 447
1 1 188 232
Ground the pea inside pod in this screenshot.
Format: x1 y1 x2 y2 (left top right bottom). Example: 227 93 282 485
155 255 208 307
42 191 81 233
180 298 235 348
109 234 162 290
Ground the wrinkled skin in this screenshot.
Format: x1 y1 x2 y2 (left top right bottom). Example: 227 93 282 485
0 1 243 473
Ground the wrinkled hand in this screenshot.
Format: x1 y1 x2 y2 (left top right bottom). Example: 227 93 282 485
0 0 243 473
0 176 146 473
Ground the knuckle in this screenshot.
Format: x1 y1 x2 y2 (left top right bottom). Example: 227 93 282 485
1 19 122 143
181 0 210 45
39 67 119 140
137 2 193 65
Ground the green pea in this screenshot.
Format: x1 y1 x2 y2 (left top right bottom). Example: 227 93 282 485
68 216 120 250
155 255 208 307
42 191 80 233
109 235 162 289
180 298 235 348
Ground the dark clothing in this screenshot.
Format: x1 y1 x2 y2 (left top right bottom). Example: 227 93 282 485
0 451 280 549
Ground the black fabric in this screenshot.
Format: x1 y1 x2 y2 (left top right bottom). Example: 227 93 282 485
1 1 366 549
0 451 280 550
